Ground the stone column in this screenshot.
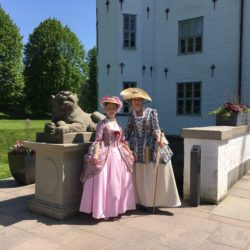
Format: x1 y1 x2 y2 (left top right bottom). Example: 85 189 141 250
24 140 91 220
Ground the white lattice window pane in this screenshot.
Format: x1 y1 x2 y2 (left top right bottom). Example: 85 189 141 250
195 37 202 51
123 82 137 113
188 38 194 52
180 22 192 37
178 99 184 114
130 16 136 31
194 100 201 114
185 99 192 114
194 83 201 98
177 82 201 115
123 15 136 49
124 16 129 30
186 83 193 98
130 32 136 47
180 39 186 53
179 17 203 54
178 84 184 98
193 18 203 36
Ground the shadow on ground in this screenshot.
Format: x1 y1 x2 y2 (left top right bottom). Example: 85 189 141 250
0 179 19 189
0 179 177 229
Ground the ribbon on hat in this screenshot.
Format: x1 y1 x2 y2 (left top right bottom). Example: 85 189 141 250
100 96 123 111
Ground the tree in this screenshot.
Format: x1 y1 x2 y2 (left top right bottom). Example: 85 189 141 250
0 6 24 108
79 47 97 112
24 18 87 115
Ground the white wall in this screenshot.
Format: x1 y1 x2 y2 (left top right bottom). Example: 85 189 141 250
183 132 250 203
242 0 250 106
154 0 241 135
97 0 248 134
97 0 142 112
97 0 119 103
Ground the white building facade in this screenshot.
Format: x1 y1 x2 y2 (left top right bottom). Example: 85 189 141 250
96 0 249 135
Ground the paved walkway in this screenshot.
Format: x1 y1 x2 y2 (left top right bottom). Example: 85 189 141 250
1 171 250 250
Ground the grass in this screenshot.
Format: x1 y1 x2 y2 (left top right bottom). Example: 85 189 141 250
0 119 48 179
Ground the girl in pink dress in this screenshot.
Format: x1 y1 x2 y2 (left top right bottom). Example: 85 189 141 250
79 96 136 219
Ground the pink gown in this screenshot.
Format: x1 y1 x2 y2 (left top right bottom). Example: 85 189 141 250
79 119 136 219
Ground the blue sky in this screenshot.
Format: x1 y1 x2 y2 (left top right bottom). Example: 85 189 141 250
0 0 96 51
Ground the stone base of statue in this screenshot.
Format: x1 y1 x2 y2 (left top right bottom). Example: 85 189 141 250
24 137 92 220
36 132 94 144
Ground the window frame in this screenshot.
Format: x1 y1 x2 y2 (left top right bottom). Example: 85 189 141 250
121 81 137 114
123 14 137 50
178 16 204 55
176 82 202 116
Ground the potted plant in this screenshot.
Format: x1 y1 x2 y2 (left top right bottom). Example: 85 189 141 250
8 119 36 185
208 102 250 126
8 140 36 185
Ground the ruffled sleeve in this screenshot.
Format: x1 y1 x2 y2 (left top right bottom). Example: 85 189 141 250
80 121 107 183
150 109 161 138
95 121 104 142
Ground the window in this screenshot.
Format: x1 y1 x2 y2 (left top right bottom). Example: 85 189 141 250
178 17 203 54
123 14 136 49
122 82 137 113
177 82 201 115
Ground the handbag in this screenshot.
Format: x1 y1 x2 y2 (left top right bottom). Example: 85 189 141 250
159 133 173 164
160 143 174 164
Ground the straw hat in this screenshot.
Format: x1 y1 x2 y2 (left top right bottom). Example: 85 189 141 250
120 88 152 102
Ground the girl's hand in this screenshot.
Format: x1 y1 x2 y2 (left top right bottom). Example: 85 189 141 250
91 154 99 165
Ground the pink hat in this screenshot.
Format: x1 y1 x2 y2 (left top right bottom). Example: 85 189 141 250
100 96 123 111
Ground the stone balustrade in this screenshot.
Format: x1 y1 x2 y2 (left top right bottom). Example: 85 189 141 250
182 126 250 203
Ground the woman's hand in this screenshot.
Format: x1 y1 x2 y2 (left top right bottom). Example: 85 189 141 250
91 154 99 165
156 139 164 148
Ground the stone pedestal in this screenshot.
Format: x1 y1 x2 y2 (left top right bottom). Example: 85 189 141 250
23 140 91 220
36 132 94 144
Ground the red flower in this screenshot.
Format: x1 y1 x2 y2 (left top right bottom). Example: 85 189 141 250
224 102 248 113
113 131 120 138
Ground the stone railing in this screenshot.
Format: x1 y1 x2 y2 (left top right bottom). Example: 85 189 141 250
181 125 250 203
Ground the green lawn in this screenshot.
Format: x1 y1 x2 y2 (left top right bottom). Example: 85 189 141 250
0 119 48 179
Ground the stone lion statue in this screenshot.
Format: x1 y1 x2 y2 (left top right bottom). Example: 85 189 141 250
44 91 105 135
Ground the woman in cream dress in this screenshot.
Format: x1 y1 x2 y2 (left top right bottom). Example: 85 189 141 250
120 88 181 209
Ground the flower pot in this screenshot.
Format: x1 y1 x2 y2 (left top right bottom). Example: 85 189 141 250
8 152 36 185
216 112 250 126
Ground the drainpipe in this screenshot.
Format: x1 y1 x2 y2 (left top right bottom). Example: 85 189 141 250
238 0 244 103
